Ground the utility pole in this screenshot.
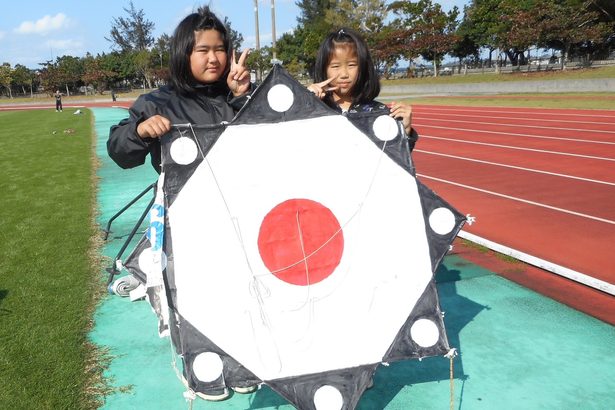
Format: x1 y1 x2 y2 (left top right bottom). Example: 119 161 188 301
254 0 261 81
271 0 277 62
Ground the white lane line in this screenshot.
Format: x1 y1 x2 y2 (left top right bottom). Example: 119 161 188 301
457 231 615 296
414 123 615 145
414 112 615 126
415 106 615 119
415 149 615 186
417 173 615 225
414 117 615 134
420 135 615 161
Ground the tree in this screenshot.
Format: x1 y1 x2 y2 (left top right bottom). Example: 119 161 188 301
132 50 155 89
223 17 244 52
586 0 615 58
277 29 309 75
83 54 115 94
278 0 334 77
11 64 35 97
540 0 612 69
247 46 273 81
0 63 13 98
55 55 84 96
151 34 171 71
107 1 155 52
296 0 332 25
371 27 413 78
450 32 480 73
324 0 388 34
389 0 460 76
38 60 61 96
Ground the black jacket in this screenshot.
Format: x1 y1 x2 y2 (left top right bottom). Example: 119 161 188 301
107 84 248 173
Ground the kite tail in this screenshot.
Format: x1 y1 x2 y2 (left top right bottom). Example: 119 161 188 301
146 173 171 337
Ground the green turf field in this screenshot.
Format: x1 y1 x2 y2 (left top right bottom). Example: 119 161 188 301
0 109 106 409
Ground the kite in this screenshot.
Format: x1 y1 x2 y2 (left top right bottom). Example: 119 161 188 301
119 64 466 409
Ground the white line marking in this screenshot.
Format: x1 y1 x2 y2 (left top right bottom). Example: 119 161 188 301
415 149 615 186
414 112 615 125
457 231 615 296
417 173 615 225
415 117 615 134
420 135 615 161
414 123 615 145
415 106 615 119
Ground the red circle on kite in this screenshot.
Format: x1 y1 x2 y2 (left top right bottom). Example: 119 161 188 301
258 199 344 286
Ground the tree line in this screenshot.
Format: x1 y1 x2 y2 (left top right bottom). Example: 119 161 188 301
1 0 613 98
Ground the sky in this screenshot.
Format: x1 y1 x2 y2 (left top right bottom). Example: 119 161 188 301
0 0 468 69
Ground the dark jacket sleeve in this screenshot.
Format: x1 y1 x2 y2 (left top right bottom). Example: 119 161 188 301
107 92 163 170
227 83 255 113
407 127 419 153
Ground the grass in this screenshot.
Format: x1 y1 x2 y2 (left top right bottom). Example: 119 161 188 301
459 238 520 264
0 109 106 409
381 64 615 85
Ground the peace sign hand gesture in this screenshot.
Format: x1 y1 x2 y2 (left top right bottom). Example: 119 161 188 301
307 77 338 99
228 49 251 97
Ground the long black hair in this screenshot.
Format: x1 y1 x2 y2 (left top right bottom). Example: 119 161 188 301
313 27 380 106
169 6 231 95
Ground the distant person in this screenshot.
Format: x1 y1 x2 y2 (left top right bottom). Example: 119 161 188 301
54 90 63 112
111 89 117 102
107 6 251 173
308 27 418 151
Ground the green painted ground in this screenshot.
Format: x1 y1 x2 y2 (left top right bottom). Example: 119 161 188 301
90 108 615 410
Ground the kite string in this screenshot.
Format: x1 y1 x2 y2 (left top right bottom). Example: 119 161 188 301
450 355 454 410
284 211 317 343
445 348 457 410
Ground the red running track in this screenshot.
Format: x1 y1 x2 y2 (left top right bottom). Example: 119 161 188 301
412 104 615 303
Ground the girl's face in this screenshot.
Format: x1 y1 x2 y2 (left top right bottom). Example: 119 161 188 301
326 44 359 100
190 29 227 84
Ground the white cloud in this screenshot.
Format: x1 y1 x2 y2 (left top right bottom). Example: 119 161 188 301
0 31 6 41
45 38 84 56
15 13 70 35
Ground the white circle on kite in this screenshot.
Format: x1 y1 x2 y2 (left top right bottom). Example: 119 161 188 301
410 318 440 347
137 247 168 275
428 207 456 235
192 352 224 382
313 385 344 410
170 137 198 165
372 115 398 141
267 84 294 112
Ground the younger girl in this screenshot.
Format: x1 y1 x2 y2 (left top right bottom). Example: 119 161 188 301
108 6 251 173
308 27 418 150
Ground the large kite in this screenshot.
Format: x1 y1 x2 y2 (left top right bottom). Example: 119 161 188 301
120 65 466 409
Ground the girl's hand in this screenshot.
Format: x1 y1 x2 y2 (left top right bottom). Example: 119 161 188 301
228 49 251 96
137 115 171 139
307 77 338 99
387 101 413 134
